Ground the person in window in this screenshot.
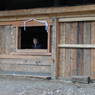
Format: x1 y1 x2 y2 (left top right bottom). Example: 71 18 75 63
32 38 42 49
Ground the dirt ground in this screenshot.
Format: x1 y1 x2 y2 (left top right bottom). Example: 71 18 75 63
0 77 95 95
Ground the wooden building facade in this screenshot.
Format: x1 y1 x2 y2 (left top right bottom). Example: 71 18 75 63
0 5 95 80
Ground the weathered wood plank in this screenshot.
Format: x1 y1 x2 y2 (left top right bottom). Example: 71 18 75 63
65 23 71 77
91 22 95 79
76 49 84 75
0 25 16 55
59 44 95 48
60 23 65 44
0 26 5 54
51 17 58 79
59 23 66 78
0 56 52 65
59 49 62 77
83 22 91 76
0 64 51 73
0 71 51 79
59 17 95 22
4 26 12 54
70 23 77 76
77 22 84 75
0 57 52 74
77 22 84 44
0 5 95 18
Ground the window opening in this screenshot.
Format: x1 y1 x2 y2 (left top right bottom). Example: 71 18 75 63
18 26 48 49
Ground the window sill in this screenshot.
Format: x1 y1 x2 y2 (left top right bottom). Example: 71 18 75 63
16 49 48 52
10 49 51 56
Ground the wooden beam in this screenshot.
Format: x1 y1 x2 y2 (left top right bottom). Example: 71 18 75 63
58 44 95 48
0 53 51 59
0 4 95 18
0 72 51 80
59 17 95 22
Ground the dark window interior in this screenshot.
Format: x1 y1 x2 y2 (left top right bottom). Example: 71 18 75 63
1 0 95 10
18 26 48 49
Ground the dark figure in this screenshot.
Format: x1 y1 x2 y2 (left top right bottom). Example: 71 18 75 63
32 38 42 49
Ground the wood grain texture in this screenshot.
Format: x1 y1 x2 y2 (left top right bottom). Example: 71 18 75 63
60 23 65 44
59 44 95 48
59 23 66 77
65 23 71 77
0 4 95 18
83 22 91 76
77 22 84 75
51 17 58 79
70 23 77 76
59 21 93 78
91 22 95 79
0 26 5 54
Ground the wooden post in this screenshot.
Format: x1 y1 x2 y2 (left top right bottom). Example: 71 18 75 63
51 17 59 79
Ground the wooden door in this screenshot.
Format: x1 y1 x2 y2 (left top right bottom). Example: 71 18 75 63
58 21 95 79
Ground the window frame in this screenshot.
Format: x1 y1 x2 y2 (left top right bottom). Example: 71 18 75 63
15 21 51 55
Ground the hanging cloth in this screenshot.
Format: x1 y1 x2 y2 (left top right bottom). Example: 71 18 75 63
23 18 48 32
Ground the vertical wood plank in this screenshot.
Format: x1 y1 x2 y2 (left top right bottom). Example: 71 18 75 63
0 27 2 54
60 23 65 44
83 22 91 76
70 22 77 76
91 22 95 79
18 27 21 49
11 26 16 52
56 22 60 77
77 22 84 75
0 26 5 54
48 24 51 53
59 23 66 78
65 23 71 77
4 25 16 54
5 26 11 54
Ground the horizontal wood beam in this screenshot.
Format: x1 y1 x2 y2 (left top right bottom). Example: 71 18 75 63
0 71 51 79
59 16 95 22
0 4 95 18
0 54 51 59
58 44 95 49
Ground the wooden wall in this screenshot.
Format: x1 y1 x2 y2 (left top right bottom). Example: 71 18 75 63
0 25 53 77
1 18 95 80
59 21 95 79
